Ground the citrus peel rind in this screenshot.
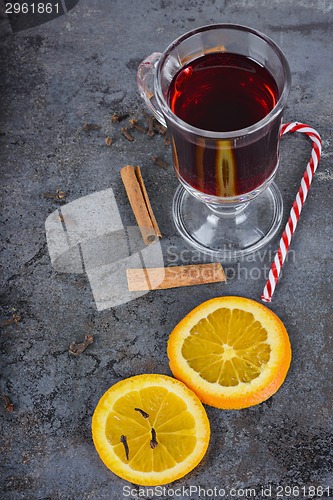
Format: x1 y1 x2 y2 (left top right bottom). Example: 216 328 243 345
92 374 210 485
167 296 292 410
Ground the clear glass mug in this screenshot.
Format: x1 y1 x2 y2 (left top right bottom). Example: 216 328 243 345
137 24 291 259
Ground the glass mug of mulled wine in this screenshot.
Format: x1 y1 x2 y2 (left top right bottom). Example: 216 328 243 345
137 24 291 259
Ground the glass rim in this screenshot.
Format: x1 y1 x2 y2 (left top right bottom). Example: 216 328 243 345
155 23 292 139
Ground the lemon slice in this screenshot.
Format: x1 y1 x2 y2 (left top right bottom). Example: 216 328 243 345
167 296 292 409
92 374 210 485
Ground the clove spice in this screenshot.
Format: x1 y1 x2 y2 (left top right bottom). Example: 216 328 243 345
153 122 167 135
82 123 101 131
150 428 158 449
146 115 155 137
112 112 129 123
152 156 168 169
69 335 94 356
121 127 135 142
3 395 14 413
134 407 149 419
129 118 147 133
120 435 130 460
42 190 66 201
1 313 22 328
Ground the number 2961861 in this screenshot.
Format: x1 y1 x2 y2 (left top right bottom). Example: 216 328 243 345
276 485 331 497
5 3 61 15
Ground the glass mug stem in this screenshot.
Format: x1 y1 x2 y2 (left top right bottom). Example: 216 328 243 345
137 24 291 259
206 201 249 218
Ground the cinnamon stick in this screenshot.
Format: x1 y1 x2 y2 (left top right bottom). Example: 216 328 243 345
120 165 161 245
126 263 226 291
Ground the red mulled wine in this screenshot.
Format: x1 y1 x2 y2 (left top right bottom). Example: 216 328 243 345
168 52 281 196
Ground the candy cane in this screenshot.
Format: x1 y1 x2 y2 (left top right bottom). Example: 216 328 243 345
261 122 322 303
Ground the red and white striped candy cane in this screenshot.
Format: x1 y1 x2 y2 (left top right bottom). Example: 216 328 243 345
261 122 322 303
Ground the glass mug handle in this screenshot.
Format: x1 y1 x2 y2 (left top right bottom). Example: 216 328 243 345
137 52 166 127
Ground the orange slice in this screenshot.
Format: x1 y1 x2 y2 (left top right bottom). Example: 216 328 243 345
92 374 210 485
167 296 292 409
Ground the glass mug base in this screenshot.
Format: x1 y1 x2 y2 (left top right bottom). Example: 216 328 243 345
172 182 283 260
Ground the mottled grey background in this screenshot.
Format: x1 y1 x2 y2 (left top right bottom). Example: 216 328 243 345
0 1 332 499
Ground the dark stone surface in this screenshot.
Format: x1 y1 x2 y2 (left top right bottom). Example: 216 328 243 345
0 1 332 498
